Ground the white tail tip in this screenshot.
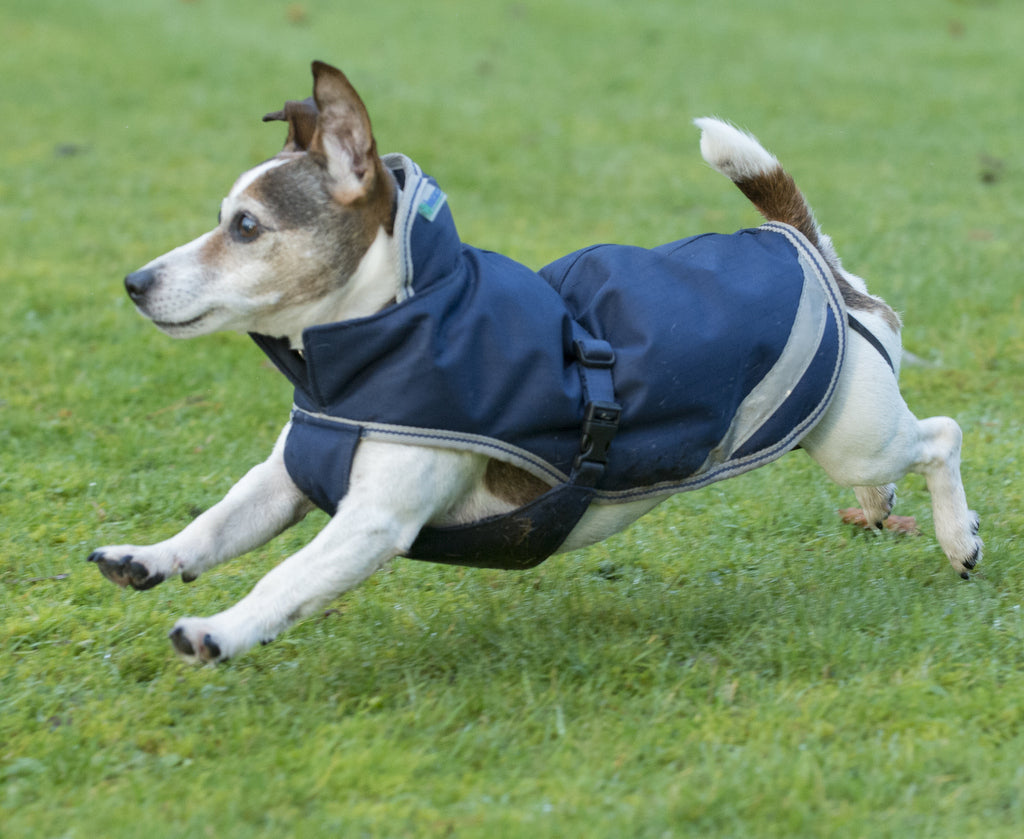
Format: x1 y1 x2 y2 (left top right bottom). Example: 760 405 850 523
693 117 779 182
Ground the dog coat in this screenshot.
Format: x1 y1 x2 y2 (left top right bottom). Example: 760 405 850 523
253 154 846 569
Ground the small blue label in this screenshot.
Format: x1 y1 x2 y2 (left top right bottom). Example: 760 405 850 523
417 184 448 222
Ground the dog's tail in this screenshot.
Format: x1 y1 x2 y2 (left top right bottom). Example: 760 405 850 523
694 117 901 331
693 117 840 271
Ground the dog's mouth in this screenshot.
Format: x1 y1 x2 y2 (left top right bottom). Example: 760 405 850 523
152 311 213 333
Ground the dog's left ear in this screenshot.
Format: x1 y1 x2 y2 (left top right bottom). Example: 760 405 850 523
262 97 319 152
307 61 381 205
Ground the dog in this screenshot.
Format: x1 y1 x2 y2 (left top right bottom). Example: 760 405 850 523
89 61 981 663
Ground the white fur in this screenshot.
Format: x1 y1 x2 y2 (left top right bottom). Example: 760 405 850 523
93 111 982 664
267 226 398 350
694 117 779 182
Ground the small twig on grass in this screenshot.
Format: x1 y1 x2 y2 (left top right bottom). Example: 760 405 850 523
23 574 71 584
145 396 219 419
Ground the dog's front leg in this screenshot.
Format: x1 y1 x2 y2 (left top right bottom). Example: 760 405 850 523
166 442 483 663
88 425 312 589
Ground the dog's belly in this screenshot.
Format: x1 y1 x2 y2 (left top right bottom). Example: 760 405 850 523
431 453 665 556
555 496 668 552
480 458 665 551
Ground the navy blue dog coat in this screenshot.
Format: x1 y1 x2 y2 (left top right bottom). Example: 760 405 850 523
253 155 846 569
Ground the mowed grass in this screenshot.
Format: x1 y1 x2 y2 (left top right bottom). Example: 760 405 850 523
2 0 1024 835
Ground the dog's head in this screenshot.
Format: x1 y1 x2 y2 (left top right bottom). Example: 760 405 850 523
124 62 397 348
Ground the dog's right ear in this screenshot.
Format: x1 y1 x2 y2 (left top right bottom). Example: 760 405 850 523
306 61 381 205
262 97 319 153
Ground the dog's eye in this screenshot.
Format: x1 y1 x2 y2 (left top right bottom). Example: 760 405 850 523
232 212 261 242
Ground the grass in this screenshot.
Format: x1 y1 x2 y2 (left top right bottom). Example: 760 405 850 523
2 0 1024 835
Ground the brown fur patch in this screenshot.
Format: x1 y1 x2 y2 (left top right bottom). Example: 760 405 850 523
483 460 550 507
736 169 817 244
255 155 394 237
838 283 902 333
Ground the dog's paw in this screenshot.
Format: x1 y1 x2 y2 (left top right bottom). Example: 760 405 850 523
88 547 166 591
949 512 982 580
169 619 229 664
169 616 276 664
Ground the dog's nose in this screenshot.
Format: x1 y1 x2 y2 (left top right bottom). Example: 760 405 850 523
125 268 157 301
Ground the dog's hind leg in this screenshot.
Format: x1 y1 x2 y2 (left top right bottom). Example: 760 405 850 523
852 484 897 530
908 415 981 576
801 342 981 577
807 412 980 577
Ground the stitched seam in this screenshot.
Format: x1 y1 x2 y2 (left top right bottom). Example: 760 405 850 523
291 406 570 486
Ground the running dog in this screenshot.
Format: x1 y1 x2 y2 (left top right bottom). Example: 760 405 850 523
89 61 981 663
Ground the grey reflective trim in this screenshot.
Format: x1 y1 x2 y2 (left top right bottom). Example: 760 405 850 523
382 153 425 302
290 405 569 487
697 247 829 474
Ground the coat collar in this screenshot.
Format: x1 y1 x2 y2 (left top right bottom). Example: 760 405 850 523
382 153 458 301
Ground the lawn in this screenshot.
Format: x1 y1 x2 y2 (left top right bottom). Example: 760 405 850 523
2 0 1023 836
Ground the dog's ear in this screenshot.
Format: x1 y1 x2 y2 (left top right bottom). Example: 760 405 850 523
307 61 380 205
262 97 319 152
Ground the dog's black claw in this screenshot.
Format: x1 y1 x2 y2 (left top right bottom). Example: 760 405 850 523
181 571 198 583
203 634 222 660
963 545 981 570
960 570 970 580
169 626 195 657
127 561 164 590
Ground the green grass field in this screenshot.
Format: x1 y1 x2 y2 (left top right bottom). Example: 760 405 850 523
3 0 1023 835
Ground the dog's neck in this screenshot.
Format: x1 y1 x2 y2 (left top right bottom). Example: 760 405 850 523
281 224 399 351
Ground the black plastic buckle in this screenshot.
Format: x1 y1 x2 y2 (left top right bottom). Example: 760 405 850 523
573 339 616 369
574 400 621 476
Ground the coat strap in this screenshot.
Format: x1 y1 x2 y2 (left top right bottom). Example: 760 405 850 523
846 314 895 374
569 322 622 488
403 321 622 569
